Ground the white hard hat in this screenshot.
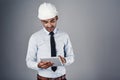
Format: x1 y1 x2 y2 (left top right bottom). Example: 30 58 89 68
38 2 58 20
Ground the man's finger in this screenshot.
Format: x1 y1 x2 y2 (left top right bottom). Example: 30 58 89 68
58 55 66 63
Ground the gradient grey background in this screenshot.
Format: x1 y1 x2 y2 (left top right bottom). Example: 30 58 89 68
0 0 120 80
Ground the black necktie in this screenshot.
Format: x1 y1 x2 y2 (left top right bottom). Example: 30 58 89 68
50 32 57 71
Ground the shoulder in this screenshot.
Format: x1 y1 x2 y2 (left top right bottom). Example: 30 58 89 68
57 29 68 35
57 29 69 36
56 29 70 38
31 29 43 37
29 29 44 40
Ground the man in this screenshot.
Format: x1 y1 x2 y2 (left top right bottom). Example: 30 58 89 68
26 2 74 80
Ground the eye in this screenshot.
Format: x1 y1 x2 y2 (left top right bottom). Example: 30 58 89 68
50 19 56 23
42 20 48 24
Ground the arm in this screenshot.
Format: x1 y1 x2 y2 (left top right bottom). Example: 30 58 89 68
64 34 75 65
26 35 39 70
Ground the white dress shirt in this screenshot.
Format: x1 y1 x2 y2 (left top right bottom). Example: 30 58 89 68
26 28 74 78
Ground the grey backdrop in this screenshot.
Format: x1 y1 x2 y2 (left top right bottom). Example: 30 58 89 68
0 0 120 80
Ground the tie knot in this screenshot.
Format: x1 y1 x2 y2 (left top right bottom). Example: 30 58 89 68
49 32 54 36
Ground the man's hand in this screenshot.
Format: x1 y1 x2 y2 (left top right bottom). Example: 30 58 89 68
59 55 66 64
38 61 54 69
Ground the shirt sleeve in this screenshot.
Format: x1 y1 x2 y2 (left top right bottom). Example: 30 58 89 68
26 35 39 70
64 34 75 66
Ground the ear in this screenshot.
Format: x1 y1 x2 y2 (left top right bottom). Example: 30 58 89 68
56 16 58 20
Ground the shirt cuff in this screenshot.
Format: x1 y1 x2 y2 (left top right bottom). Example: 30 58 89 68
64 57 74 66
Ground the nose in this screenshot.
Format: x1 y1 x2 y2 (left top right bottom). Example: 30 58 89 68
47 22 52 28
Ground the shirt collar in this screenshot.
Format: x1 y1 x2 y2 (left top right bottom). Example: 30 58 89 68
43 27 58 35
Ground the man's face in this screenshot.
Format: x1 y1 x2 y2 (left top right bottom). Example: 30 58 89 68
40 16 58 32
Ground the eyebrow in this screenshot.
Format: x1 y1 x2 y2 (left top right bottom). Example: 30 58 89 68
41 20 48 23
50 19 56 22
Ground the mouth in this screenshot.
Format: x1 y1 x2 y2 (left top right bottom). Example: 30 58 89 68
46 27 55 32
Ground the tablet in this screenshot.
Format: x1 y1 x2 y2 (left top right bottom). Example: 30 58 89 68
40 57 63 66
